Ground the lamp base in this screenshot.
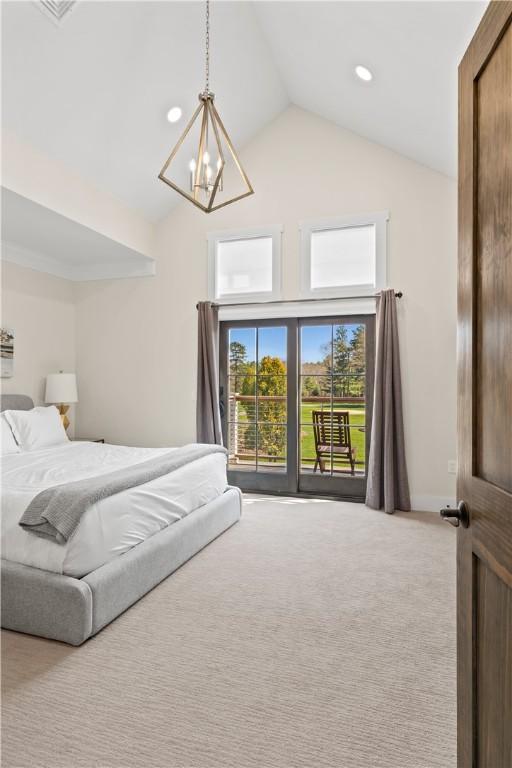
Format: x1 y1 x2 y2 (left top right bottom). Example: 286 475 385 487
57 404 70 431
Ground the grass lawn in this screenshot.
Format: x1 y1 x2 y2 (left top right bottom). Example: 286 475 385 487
300 403 366 471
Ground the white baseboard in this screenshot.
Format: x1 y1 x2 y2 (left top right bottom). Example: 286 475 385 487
410 495 456 513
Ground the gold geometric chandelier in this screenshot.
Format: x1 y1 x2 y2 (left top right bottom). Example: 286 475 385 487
158 0 254 213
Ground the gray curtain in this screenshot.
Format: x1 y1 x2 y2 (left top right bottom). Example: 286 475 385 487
365 289 411 513
196 302 223 445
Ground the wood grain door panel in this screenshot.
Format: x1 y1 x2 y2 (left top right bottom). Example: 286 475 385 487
475 558 512 765
458 3 512 766
475 20 512 494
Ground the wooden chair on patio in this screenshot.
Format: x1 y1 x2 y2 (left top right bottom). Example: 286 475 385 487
312 410 356 475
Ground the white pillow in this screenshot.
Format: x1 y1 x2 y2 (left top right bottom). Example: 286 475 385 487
4 406 69 452
1 415 21 455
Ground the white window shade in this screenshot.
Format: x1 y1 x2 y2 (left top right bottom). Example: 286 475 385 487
301 212 388 299
216 237 273 296
208 226 282 303
310 225 376 290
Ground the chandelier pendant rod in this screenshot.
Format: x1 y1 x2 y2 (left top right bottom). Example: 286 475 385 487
205 0 210 95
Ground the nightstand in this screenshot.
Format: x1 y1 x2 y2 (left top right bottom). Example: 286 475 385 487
72 438 105 443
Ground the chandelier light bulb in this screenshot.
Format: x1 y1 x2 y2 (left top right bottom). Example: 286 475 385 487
189 159 196 172
203 151 210 165
216 157 224 192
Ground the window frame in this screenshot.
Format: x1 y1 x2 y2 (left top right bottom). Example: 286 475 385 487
299 211 389 299
207 226 283 304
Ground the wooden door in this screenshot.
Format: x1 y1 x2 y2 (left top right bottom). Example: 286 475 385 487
456 3 512 765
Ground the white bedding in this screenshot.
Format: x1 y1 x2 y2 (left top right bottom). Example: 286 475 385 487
1 442 227 577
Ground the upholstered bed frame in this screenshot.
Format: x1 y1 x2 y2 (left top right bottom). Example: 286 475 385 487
1 395 242 645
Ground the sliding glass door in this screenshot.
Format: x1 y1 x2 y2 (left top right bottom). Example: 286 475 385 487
220 314 374 500
219 319 297 493
298 316 374 499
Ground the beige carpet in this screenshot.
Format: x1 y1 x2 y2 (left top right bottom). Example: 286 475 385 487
2 496 456 768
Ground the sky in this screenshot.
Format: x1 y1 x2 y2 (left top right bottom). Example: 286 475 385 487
229 324 361 365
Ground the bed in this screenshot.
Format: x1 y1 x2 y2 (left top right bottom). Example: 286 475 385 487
1 395 242 645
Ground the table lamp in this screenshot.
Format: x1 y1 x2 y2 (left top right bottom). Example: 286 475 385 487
45 372 78 430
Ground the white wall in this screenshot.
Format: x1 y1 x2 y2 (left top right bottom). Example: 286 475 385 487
2 132 153 257
74 106 457 511
1 261 76 430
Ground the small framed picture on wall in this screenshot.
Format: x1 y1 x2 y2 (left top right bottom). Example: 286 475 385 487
1 328 14 378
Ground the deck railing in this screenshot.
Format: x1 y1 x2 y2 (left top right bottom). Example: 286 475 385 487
228 393 365 467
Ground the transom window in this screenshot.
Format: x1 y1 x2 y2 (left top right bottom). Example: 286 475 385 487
300 212 388 299
208 226 282 303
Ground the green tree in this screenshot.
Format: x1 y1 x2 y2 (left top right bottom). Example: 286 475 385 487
302 376 319 397
257 356 287 460
230 342 257 425
240 361 256 394
257 356 286 396
229 341 247 390
348 325 365 397
237 360 256 422
331 325 351 374
330 325 351 397
239 355 286 460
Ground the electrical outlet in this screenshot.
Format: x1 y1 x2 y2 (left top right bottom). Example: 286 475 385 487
448 460 457 475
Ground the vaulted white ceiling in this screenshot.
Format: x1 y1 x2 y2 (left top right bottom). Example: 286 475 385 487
1 0 486 223
254 1 487 179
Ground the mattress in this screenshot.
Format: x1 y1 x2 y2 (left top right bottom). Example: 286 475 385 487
1 441 227 577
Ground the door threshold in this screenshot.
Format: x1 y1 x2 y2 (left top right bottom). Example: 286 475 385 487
240 488 366 504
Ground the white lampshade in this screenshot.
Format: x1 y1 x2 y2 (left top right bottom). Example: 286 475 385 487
45 373 78 404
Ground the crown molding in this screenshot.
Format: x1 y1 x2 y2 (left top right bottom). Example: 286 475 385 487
1 240 155 282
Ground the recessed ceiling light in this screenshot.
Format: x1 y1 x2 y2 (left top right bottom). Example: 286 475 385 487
167 106 182 123
355 65 373 82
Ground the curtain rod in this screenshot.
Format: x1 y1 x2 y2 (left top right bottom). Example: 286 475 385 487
197 291 402 310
